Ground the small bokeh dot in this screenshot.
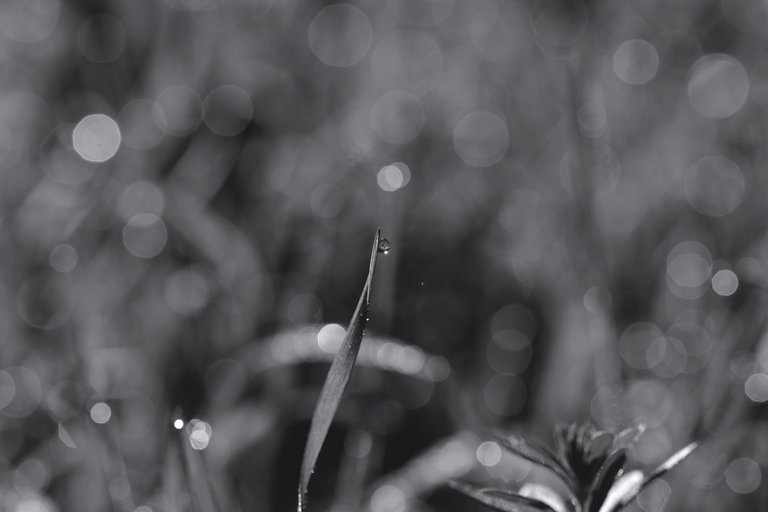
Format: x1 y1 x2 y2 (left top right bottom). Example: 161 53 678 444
49 244 78 273
613 39 659 85
90 402 112 424
122 214 168 259
308 5 372 68
377 162 411 192
72 114 121 163
475 441 502 467
453 111 509 167
712 269 739 296
725 458 762 494
370 484 406 512
745 373 768 402
688 54 750 118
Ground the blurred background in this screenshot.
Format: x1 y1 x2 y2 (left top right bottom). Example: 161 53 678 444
1 0 768 511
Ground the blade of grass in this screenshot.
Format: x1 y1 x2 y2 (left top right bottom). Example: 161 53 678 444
88 418 135 512
616 442 698 511
586 449 627 512
162 442 186 512
641 442 698 483
297 229 382 511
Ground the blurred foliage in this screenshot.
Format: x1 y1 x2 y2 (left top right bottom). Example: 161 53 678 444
1 0 768 511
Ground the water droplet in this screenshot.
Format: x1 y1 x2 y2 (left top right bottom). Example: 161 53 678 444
378 238 391 254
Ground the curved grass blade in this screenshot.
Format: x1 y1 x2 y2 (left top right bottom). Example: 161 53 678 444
598 471 643 512
615 442 698 511
493 434 576 490
518 483 568 512
641 441 698 483
448 481 556 512
89 418 135 512
297 229 382 511
586 449 626 512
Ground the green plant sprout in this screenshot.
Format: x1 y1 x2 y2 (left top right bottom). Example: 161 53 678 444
451 422 697 512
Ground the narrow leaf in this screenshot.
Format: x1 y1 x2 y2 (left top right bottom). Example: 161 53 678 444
297 229 381 511
587 432 614 463
494 434 576 489
587 449 626 512
449 481 556 512
554 423 581 477
643 442 698 482
616 442 698 510
162 442 187 512
598 471 643 512
518 483 568 512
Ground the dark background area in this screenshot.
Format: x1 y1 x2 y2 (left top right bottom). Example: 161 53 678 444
1 0 767 510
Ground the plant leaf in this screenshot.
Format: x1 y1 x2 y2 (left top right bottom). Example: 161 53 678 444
518 483 568 512
598 470 643 512
616 442 698 511
494 434 576 490
297 229 381 511
163 442 186 512
587 448 626 512
555 423 583 479
643 441 698 482
587 432 614 464
449 481 556 512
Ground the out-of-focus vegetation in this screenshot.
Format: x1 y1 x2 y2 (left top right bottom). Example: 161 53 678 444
1 0 767 511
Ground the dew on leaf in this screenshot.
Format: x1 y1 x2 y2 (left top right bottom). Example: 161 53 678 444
377 237 391 254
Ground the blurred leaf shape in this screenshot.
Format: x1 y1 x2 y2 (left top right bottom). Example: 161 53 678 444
162 442 188 512
179 423 219 512
57 423 77 449
449 481 556 512
297 229 382 511
612 442 699 511
519 483 567 512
